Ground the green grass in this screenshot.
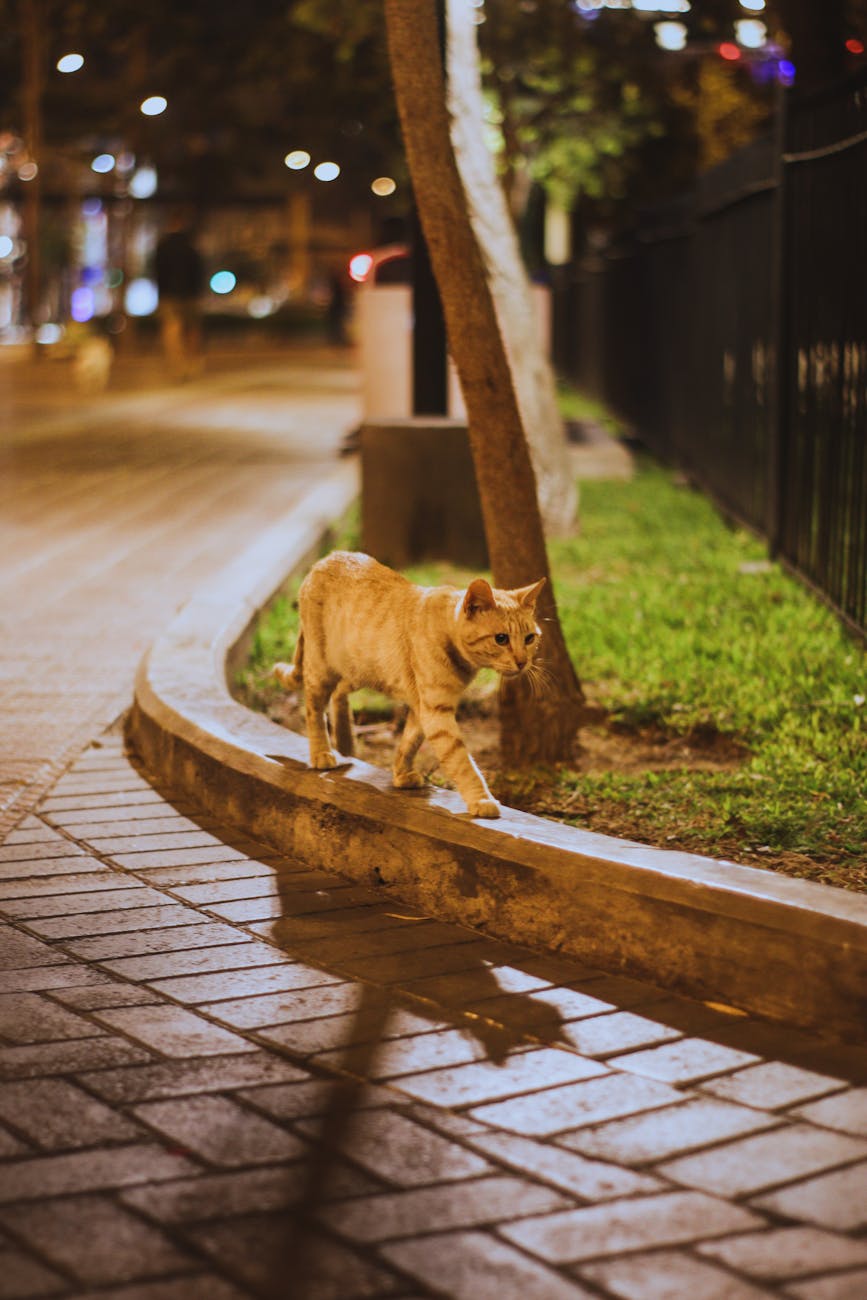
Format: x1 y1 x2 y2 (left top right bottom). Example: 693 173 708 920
547 461 866 887
236 461 866 890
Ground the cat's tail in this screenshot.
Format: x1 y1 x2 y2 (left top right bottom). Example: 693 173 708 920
272 630 304 690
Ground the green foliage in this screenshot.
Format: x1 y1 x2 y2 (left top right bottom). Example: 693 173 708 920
549 462 866 886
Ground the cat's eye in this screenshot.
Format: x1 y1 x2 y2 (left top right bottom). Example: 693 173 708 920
494 632 509 645
524 633 536 645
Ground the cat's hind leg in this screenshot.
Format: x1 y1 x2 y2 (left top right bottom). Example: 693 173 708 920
392 710 425 789
329 681 354 758
304 668 340 769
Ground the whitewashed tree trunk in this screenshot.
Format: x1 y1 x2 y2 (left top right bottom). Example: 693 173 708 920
446 0 577 538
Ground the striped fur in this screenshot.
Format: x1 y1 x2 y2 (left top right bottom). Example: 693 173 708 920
273 550 544 818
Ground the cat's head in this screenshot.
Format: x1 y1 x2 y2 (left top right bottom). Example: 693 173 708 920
457 576 545 677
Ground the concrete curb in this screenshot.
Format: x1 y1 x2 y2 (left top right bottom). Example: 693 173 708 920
129 462 867 1042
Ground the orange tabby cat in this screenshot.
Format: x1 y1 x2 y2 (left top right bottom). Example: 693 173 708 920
273 550 545 818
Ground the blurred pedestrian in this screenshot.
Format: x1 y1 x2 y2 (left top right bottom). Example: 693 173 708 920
155 208 204 380
326 267 350 346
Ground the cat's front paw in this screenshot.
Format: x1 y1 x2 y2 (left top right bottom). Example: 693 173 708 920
311 749 339 770
467 797 500 819
393 770 426 789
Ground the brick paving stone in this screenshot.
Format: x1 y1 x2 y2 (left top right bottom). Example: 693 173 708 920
0 854 106 879
0 1125 27 1156
0 1035 151 1079
133 1093 307 1166
71 814 217 837
784 1267 867 1299
0 1246 67 1299
500 1190 763 1263
563 1095 779 1164
237 1079 390 1123
0 883 155 913
791 1087 867 1137
559 1010 683 1057
0 965 108 993
110 847 250 871
30 903 209 939
0 1194 196 1286
751 1160 867 1230
41 789 165 812
355 941 512 986
471 1071 682 1136
697 1225 867 1280
702 1061 845 1109
0 1143 196 1202
47 802 193 826
101 940 289 982
302 922 479 966
3 824 65 845
87 831 229 855
186 1213 403 1299
79 1051 310 1103
0 840 86 863
0 989 107 1048
252 901 419 936
465 1129 664 1200
0 1077 143 1149
321 1172 572 1242
317 1026 491 1081
163 876 277 904
661 1124 867 1198
140 860 276 888
392 1048 608 1113
93 1005 256 1058
402 965 550 1007
204 981 362 1030
50 983 173 1010
62 1278 252 1300
148 961 343 1004
608 1037 759 1084
400 1100 489 1139
0 929 70 971
577 1249 774 1299
475 986 617 1034
123 1163 380 1227
297 1108 491 1186
64 921 251 961
382 1230 594 1300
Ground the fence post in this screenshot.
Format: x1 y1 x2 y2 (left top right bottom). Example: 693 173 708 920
768 82 791 557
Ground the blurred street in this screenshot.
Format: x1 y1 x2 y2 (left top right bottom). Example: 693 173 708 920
0 341 359 837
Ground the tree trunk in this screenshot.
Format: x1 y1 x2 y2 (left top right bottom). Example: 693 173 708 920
383 0 585 765
446 0 577 539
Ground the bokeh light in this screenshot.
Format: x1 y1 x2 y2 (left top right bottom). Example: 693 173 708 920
70 286 95 323
210 270 237 295
35 323 64 345
736 18 767 48
57 53 84 73
739 0 765 10
284 150 311 170
0 236 13 259
248 296 275 318
349 252 374 283
141 96 167 116
91 153 115 174
125 278 159 316
313 161 340 182
129 166 158 198
17 162 38 181
655 21 687 51
719 42 741 61
371 176 397 197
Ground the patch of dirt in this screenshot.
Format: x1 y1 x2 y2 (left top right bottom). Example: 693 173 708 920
264 687 745 783
263 685 849 886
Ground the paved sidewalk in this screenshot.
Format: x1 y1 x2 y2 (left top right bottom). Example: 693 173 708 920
0 343 358 837
3 339 867 1298
0 728 866 1298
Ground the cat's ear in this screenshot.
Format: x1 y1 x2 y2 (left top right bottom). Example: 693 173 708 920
463 578 496 615
515 576 547 609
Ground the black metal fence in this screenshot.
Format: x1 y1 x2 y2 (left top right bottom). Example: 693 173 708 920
554 73 867 638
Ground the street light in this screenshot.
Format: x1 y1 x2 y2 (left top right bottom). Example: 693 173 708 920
140 95 167 116
655 20 687 50
56 53 84 73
